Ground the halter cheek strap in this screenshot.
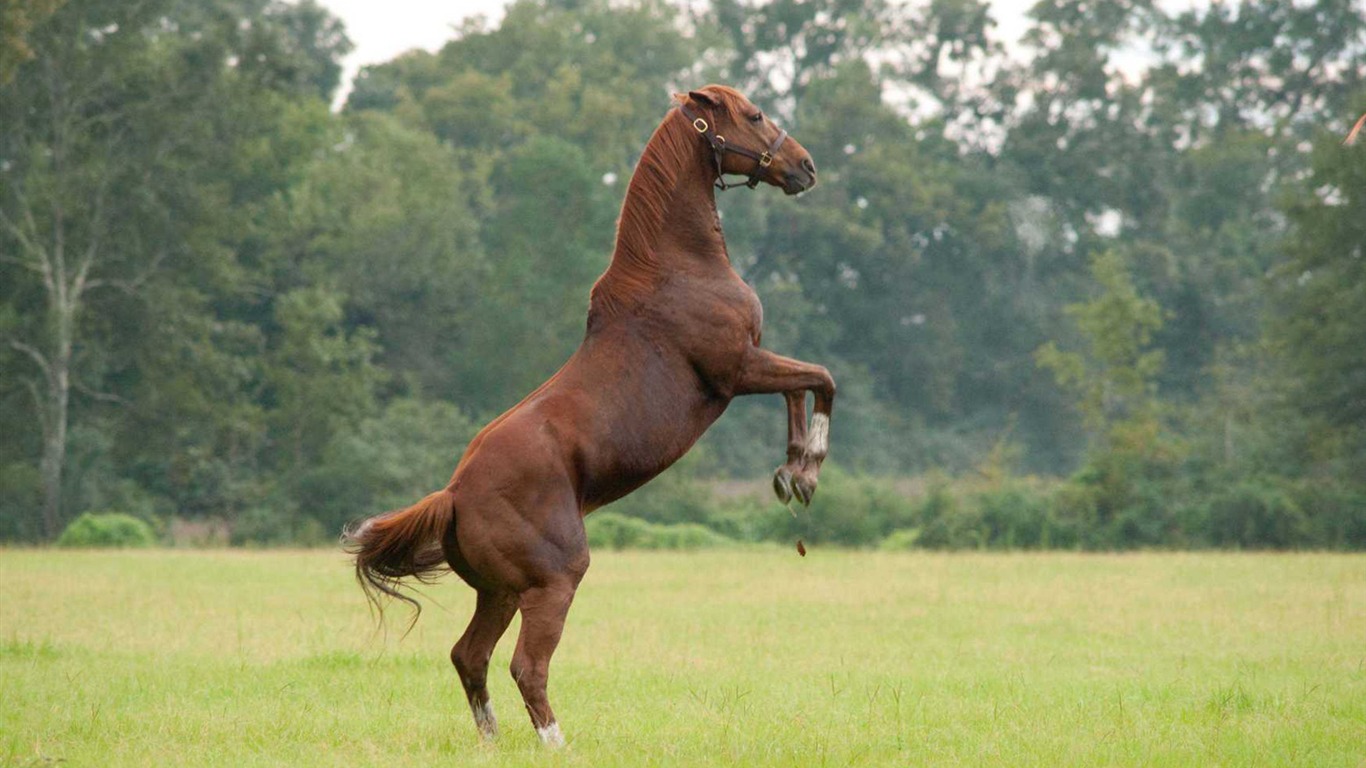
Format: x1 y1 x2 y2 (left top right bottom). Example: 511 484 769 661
678 103 789 191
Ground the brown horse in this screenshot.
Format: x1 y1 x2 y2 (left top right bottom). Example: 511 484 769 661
345 85 835 748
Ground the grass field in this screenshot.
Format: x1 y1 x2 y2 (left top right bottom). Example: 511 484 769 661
2 548 1364 767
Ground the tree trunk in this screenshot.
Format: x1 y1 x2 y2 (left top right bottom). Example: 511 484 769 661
38 309 72 539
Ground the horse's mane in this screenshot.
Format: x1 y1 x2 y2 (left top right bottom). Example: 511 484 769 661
615 104 696 267
591 88 742 318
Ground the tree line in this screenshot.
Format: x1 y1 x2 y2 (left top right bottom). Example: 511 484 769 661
2 0 1363 547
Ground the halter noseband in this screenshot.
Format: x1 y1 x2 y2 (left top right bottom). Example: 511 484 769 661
678 102 789 191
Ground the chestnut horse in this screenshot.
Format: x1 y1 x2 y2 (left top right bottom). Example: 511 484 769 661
345 85 835 747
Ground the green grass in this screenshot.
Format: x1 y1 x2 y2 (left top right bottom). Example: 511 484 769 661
2 549 1364 767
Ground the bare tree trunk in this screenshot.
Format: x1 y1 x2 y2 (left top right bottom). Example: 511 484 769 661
38 303 73 538
39 362 69 538
2 52 109 539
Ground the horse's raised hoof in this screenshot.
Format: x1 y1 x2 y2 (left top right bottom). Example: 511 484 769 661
773 467 794 503
792 472 817 506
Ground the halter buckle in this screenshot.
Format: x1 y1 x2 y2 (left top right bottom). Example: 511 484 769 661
759 151 773 168
692 117 709 133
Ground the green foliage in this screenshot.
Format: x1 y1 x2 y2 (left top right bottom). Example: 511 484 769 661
1036 250 1165 436
585 511 734 550
300 397 477 536
877 527 922 551
1201 481 1306 549
1292 481 1366 550
0 462 43 542
229 505 327 547
55 512 156 548
1 0 1365 549
0 0 64 83
1273 120 1366 474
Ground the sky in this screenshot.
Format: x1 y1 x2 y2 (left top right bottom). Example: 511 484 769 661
314 0 1042 104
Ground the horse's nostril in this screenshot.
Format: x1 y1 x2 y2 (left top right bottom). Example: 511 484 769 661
801 158 817 176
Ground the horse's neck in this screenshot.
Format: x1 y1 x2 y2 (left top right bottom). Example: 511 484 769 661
651 161 727 264
591 127 729 319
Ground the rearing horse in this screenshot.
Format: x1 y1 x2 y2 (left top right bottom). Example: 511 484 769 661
346 85 835 747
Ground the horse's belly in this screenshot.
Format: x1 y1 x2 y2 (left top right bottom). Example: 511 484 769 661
575 379 728 510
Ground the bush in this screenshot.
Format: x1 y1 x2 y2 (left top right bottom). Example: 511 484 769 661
757 464 918 547
56 512 157 548
914 480 980 549
973 484 1055 548
0 462 44 542
230 506 328 547
1293 482 1366 549
1204 481 1306 548
606 451 715 526
585 512 733 550
703 495 779 543
878 528 922 551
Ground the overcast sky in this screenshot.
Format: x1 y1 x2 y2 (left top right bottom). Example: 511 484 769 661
314 0 1042 103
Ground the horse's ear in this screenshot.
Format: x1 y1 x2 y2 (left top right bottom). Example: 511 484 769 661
688 89 718 107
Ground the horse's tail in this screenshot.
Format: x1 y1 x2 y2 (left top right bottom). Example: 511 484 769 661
343 490 454 623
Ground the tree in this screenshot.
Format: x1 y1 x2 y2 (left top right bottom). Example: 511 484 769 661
1272 121 1366 475
0 0 185 537
1036 250 1165 441
0 0 350 537
0 0 64 83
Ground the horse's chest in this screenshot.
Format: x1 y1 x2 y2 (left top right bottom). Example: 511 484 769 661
652 277 762 384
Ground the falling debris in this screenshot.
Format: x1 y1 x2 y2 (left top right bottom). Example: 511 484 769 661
796 539 806 557
1345 113 1366 146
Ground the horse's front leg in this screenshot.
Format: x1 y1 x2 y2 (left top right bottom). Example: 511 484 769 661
734 348 836 505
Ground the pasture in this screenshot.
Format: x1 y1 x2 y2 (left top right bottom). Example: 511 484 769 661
2 549 1364 766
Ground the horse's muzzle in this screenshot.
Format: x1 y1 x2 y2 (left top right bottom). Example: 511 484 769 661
783 170 816 195
783 158 817 195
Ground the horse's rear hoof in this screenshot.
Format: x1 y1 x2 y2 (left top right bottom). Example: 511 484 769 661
537 721 566 748
773 467 794 503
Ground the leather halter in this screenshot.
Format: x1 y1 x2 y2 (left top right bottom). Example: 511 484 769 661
678 102 789 191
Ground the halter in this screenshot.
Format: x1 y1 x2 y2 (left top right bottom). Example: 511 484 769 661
678 102 789 191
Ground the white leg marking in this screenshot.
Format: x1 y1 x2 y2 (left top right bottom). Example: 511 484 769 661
537 721 565 748
473 700 498 738
807 413 830 457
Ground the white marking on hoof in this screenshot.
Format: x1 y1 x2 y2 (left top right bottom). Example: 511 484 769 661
473 700 498 739
537 721 565 748
807 413 830 457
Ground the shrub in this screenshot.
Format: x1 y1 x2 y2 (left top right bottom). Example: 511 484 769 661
914 480 981 549
606 452 715 526
585 512 734 550
758 464 918 547
878 528 922 551
972 484 1054 549
703 496 778 543
1293 482 1366 549
56 512 157 548
1205 481 1306 548
0 462 44 542
230 506 328 547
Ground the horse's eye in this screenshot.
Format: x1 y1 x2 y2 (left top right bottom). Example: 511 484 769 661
748 112 763 123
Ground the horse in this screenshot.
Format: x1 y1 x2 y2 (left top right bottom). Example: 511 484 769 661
345 84 835 748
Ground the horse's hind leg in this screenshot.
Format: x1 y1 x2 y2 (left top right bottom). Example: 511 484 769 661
451 589 518 740
509 580 579 747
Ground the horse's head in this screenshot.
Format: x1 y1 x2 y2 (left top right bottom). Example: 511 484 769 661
673 86 817 195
